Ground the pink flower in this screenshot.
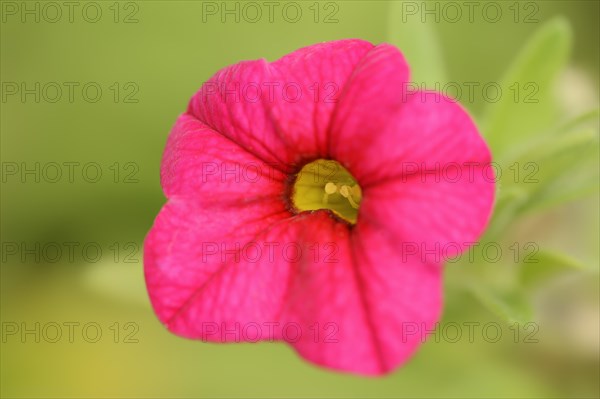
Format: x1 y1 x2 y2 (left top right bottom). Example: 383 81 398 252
144 39 495 376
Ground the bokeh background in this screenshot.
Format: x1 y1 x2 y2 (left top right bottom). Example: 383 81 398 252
1 0 598 397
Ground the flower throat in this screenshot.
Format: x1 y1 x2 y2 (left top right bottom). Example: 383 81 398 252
291 159 362 224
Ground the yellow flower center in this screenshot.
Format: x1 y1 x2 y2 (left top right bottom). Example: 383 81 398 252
290 159 362 224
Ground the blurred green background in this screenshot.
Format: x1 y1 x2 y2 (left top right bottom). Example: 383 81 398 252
1 0 598 397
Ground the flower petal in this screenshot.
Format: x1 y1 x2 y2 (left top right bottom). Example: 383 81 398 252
332 88 495 258
328 42 411 165
358 166 495 260
268 39 374 161
333 90 492 188
161 113 286 199
144 197 294 340
188 40 374 169
279 214 442 375
346 92 496 262
187 59 293 171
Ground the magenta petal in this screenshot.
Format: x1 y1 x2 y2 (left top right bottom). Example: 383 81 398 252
268 39 373 161
340 90 495 259
187 59 293 170
144 198 293 340
349 220 442 375
187 39 374 168
329 43 411 163
279 213 441 375
161 113 286 200
334 90 493 188
359 170 494 261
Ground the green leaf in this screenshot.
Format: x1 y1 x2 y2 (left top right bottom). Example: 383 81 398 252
517 124 599 213
387 1 447 86
525 171 598 213
483 17 572 157
484 186 529 240
468 284 533 324
500 108 599 164
519 249 589 289
493 110 599 218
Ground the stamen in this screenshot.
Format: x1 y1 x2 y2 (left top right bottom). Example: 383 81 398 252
351 184 362 202
339 185 350 198
322 181 338 205
324 183 361 209
293 160 362 224
324 182 338 194
339 185 360 209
